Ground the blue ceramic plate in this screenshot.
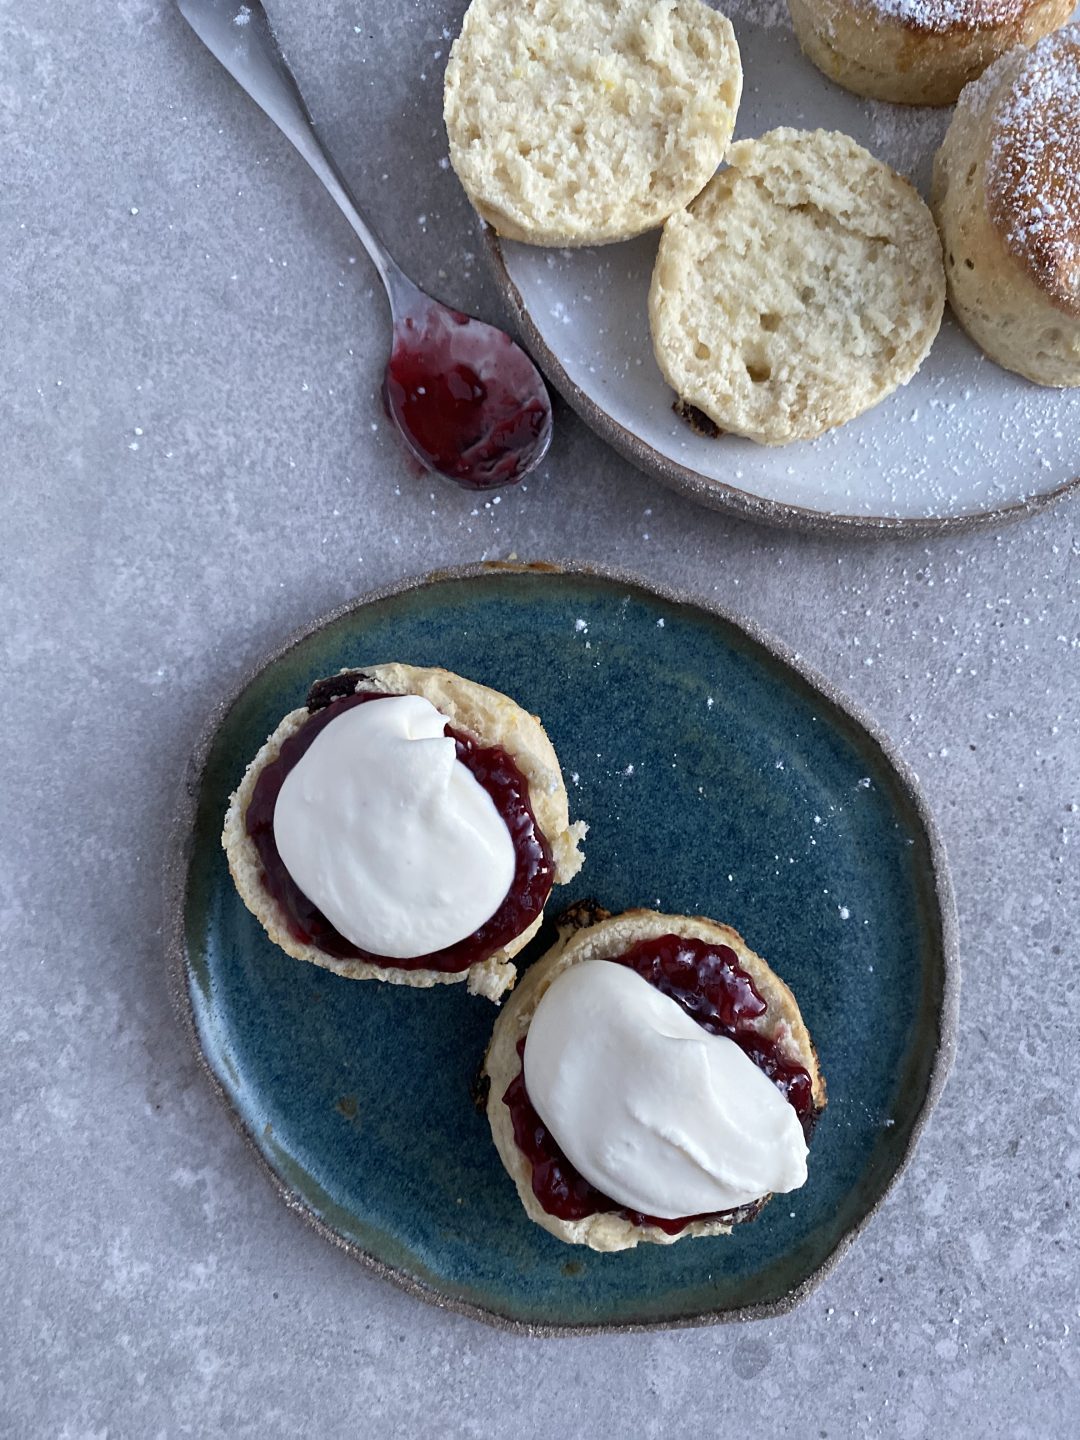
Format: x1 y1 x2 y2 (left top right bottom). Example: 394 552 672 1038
166 564 957 1333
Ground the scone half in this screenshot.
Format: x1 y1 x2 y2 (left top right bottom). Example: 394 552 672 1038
648 128 945 445
444 0 743 247
223 664 586 1002
484 908 826 1250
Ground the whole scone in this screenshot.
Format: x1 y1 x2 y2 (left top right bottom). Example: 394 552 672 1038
787 0 1072 107
223 664 586 1002
931 25 1080 388
648 128 945 445
484 908 826 1251
443 0 742 246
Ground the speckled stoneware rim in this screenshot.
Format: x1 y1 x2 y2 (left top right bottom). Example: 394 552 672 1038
163 560 960 1336
484 229 1079 537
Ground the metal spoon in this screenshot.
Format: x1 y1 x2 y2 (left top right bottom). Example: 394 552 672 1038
177 0 553 490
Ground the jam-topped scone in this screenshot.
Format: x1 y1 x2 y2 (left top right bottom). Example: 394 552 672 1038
932 26 1080 388
223 664 586 1002
787 0 1072 107
483 909 826 1250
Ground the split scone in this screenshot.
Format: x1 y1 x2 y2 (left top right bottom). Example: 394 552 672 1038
787 0 1072 107
223 665 586 1002
483 908 826 1250
649 129 945 445
443 0 743 246
931 25 1080 388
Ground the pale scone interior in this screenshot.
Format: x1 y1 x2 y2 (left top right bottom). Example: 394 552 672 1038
444 0 742 247
649 128 945 446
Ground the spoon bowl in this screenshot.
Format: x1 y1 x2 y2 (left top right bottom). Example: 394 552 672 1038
384 294 553 490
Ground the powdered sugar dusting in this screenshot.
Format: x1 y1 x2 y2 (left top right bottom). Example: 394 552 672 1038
988 25 1080 314
858 0 1028 33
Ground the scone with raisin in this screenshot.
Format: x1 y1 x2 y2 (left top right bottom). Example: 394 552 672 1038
649 129 945 445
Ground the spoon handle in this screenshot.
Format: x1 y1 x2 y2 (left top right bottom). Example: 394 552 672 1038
177 0 406 299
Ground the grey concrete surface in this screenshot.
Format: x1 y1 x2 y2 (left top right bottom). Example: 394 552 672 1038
3 2 1078 1436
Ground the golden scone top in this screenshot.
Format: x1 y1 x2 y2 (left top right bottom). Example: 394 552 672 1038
986 26 1080 317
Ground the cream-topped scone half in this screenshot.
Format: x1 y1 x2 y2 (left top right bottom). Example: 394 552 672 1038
484 909 826 1249
222 664 586 1002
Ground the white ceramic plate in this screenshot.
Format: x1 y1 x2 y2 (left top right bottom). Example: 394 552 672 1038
486 1 1080 534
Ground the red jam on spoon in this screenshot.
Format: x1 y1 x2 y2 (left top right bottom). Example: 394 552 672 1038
383 304 553 490
503 934 817 1234
245 690 554 971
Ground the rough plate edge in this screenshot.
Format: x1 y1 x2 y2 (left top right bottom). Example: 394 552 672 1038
163 559 960 1336
484 229 1080 537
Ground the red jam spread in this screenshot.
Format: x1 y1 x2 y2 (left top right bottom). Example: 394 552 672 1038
503 934 816 1233
245 688 553 971
384 307 551 490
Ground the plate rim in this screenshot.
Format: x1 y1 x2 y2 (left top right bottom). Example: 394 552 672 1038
485 229 1080 537
163 559 960 1335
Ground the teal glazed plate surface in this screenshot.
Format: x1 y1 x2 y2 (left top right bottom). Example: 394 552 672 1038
165 563 958 1334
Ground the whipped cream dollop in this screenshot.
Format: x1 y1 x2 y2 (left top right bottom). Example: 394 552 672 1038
272 695 516 959
522 960 808 1218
